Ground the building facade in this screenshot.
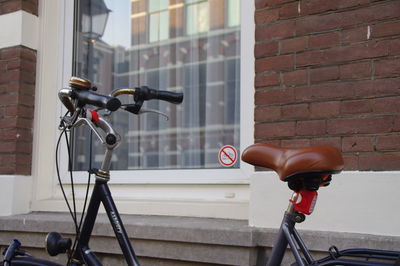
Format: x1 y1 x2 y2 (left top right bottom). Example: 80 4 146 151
0 0 399 265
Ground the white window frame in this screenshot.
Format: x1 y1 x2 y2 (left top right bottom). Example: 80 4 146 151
63 0 253 185
32 0 254 209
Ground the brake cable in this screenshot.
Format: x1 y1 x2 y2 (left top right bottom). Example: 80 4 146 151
57 112 93 265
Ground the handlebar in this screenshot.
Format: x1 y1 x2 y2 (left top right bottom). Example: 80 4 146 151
59 76 183 118
111 86 183 104
71 90 121 112
134 86 183 104
58 88 75 114
57 77 184 177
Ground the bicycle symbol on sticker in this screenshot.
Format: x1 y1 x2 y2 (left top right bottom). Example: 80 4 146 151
218 145 238 167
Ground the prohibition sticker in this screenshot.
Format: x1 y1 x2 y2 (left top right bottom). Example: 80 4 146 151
218 145 238 167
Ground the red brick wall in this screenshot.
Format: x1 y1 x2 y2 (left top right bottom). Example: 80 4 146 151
254 0 400 170
0 0 38 175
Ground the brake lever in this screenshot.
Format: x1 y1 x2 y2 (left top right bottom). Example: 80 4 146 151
102 110 112 117
71 117 106 145
139 108 169 120
59 107 82 130
122 106 169 120
121 102 169 120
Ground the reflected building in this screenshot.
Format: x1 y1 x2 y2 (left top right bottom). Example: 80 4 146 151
72 0 240 170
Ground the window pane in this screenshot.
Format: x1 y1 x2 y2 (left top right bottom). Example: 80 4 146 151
186 4 197 35
72 0 240 171
149 0 169 12
186 2 209 35
149 13 159 42
159 11 169 41
228 0 240 27
197 2 209 33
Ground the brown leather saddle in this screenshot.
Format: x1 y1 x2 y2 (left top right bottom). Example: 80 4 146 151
241 144 344 191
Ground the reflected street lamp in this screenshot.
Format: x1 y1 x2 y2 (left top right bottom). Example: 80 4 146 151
82 0 111 41
81 0 110 82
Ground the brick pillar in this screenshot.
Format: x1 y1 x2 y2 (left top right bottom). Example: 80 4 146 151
0 0 39 215
0 46 36 175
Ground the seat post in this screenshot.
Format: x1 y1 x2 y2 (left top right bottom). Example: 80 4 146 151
287 191 300 214
267 193 300 266
267 191 312 266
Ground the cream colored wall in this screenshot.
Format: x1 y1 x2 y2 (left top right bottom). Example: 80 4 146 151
250 171 400 236
0 10 38 50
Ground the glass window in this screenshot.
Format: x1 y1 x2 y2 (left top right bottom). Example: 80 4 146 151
148 0 168 12
149 12 169 42
149 0 169 42
186 0 209 35
227 0 240 27
72 0 240 171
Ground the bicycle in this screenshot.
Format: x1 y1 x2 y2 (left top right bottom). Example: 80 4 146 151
1 76 183 266
3 77 400 266
242 144 400 265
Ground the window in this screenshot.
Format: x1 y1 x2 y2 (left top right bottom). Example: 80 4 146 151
227 0 240 27
72 0 241 171
185 0 209 35
148 0 169 42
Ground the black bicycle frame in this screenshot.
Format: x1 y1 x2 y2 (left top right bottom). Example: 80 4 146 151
71 180 140 266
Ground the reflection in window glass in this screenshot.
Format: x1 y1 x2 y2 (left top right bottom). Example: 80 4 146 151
72 0 240 171
186 1 209 35
149 11 169 42
228 0 240 27
149 0 169 43
148 0 168 12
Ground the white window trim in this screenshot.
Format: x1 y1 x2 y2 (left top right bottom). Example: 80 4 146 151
31 0 71 203
34 0 254 193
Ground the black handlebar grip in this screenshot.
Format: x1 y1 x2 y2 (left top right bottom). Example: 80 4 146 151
154 90 184 104
72 90 121 111
137 86 183 104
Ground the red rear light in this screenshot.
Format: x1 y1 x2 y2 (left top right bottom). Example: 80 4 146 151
291 189 318 215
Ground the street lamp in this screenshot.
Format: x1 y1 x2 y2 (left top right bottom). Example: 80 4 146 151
73 0 111 171
80 0 111 82
82 0 111 41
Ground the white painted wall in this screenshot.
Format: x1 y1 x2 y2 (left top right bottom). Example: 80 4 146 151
0 10 38 50
0 176 32 216
250 171 400 236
